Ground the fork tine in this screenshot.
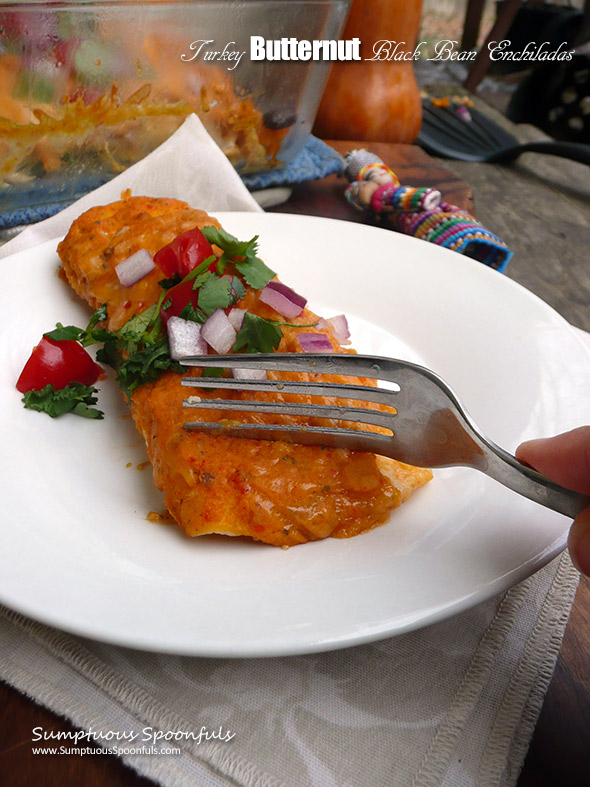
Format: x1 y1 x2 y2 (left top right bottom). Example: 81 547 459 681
180 352 590 518
179 353 415 386
181 376 398 406
183 421 394 455
184 396 394 430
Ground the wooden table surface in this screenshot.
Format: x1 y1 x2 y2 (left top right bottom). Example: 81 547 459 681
1 139 589 787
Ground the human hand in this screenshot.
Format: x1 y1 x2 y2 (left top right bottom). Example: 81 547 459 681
516 426 590 576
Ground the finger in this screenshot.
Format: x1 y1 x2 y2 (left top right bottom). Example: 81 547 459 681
568 507 590 576
516 426 590 495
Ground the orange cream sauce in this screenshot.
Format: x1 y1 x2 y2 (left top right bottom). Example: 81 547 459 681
58 195 431 546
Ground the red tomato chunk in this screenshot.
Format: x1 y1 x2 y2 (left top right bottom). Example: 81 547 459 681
159 280 198 325
16 337 102 393
153 228 215 278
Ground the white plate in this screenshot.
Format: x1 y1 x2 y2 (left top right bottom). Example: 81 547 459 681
1 213 589 657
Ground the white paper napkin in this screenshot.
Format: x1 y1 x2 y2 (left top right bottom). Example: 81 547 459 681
0 116 583 786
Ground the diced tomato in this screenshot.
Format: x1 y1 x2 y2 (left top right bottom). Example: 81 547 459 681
159 280 198 325
16 337 102 393
153 228 215 278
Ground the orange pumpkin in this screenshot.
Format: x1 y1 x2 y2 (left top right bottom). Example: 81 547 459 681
313 0 424 143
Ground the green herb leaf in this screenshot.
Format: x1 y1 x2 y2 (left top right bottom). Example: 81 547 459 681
118 304 158 339
178 302 207 323
233 257 275 290
44 324 84 342
201 226 275 289
115 304 162 355
201 367 224 378
190 270 212 291
230 276 246 302
96 338 119 370
183 255 216 284
116 339 184 400
158 274 181 290
276 320 318 328
86 304 108 335
44 304 111 347
201 226 257 260
198 275 233 315
22 383 104 419
233 313 283 354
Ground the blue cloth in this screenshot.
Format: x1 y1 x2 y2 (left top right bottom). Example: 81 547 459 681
240 136 343 190
0 173 111 230
0 201 72 230
0 138 343 230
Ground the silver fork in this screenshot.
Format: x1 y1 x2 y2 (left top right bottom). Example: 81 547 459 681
180 353 589 519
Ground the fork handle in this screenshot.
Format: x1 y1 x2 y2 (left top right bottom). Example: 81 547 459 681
479 439 590 519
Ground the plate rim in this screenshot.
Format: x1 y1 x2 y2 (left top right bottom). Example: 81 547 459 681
1 211 589 657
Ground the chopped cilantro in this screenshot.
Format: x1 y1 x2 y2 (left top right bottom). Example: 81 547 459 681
95 340 118 369
275 320 319 328
233 256 275 290
197 275 233 315
118 304 159 339
201 367 224 378
111 304 162 359
45 304 110 347
190 269 212 291
158 274 181 290
201 226 275 289
22 383 104 419
44 324 84 342
234 313 282 354
89 299 178 400
201 226 257 264
115 339 184 400
184 255 216 284
179 302 207 323
86 303 109 336
230 276 246 302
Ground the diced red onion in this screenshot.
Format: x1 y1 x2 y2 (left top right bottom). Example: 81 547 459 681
167 316 207 361
228 308 247 331
115 249 155 287
259 281 307 319
318 314 350 344
201 308 236 354
327 314 350 341
297 332 334 353
232 367 267 381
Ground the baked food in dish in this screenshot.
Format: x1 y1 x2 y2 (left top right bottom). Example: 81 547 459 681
57 194 432 546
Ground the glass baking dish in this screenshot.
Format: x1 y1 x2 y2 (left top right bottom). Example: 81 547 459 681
0 0 351 219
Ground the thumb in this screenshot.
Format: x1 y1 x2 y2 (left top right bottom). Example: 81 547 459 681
568 507 590 576
516 426 590 577
515 426 590 495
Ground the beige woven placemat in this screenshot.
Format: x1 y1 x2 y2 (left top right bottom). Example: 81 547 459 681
0 551 578 787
